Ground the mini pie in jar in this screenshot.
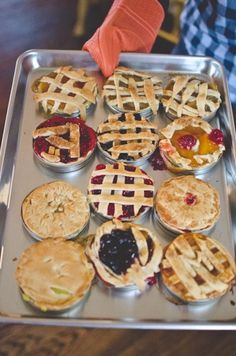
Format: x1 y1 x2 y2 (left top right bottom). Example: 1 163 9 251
32 66 98 118
21 181 90 240
16 238 95 312
159 116 225 173
97 112 159 164
155 175 220 234
33 116 97 172
102 66 163 117
87 162 155 221
86 219 163 291
160 233 236 303
161 75 221 120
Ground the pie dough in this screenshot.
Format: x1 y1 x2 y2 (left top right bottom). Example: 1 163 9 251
86 219 163 290
161 75 221 119
16 238 95 311
87 163 154 221
32 66 98 118
97 112 159 162
21 181 90 240
159 116 225 172
160 233 236 302
102 66 163 116
155 175 220 233
33 116 96 169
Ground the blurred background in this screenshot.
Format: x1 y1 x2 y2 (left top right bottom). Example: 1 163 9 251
0 1 236 355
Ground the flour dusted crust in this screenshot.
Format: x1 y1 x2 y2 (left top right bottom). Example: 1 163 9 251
155 176 220 233
160 233 236 302
97 112 159 162
159 116 225 172
87 163 155 221
86 219 163 290
161 75 221 119
32 66 98 118
16 238 95 311
102 66 163 116
21 181 90 240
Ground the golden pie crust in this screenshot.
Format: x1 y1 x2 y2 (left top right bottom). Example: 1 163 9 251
86 219 163 290
160 233 236 302
161 75 221 119
32 66 98 118
102 66 163 116
155 175 220 233
16 238 95 311
21 181 90 240
97 112 159 162
159 116 225 172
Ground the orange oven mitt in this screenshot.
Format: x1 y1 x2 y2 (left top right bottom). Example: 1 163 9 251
83 0 165 77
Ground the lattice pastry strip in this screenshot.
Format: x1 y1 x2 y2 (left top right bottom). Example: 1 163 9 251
161 233 236 302
102 66 163 115
162 75 221 119
88 163 154 220
32 66 98 117
97 113 159 161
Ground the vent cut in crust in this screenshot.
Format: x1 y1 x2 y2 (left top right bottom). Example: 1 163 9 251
161 75 221 120
155 175 220 233
16 238 95 311
32 66 98 118
86 219 163 290
102 66 163 117
87 163 154 221
21 181 90 240
97 112 159 163
160 233 236 303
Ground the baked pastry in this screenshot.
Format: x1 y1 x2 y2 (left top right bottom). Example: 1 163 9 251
87 163 154 221
161 75 221 120
155 175 220 233
86 219 163 290
97 112 159 163
102 66 163 116
33 116 97 171
16 238 95 311
21 181 90 240
159 116 225 172
160 233 236 303
32 66 98 118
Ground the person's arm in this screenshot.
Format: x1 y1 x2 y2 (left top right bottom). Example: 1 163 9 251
83 0 168 77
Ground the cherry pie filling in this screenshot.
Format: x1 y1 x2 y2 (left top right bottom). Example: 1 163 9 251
33 116 96 164
170 125 224 167
90 163 154 220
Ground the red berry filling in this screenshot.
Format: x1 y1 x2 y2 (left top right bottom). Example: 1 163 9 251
148 148 167 170
177 134 197 150
91 175 104 184
184 192 197 206
208 128 224 145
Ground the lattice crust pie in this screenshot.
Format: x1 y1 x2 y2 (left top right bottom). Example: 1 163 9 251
33 116 96 169
32 66 98 118
21 181 90 240
87 163 155 221
161 75 221 119
102 66 163 116
16 238 95 311
86 219 163 290
159 116 225 172
97 112 159 163
155 176 220 233
160 233 236 303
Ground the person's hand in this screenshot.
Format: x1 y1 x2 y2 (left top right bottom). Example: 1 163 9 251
83 0 165 77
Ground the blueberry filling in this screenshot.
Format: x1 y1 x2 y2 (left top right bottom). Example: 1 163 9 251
99 229 138 275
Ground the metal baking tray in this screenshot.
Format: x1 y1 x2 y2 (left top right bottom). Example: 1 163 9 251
1 50 236 330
